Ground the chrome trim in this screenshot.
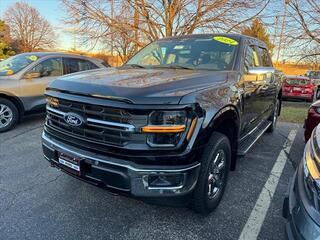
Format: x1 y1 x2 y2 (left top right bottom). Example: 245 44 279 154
87 118 135 132
43 142 55 152
238 121 272 155
147 184 184 190
42 132 201 173
47 106 65 117
47 106 136 132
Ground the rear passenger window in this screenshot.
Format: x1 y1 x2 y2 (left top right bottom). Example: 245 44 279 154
63 58 98 74
258 47 272 67
245 46 260 70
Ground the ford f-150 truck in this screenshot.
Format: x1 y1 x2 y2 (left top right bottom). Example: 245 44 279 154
42 34 282 214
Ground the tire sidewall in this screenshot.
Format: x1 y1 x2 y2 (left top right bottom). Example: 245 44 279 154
267 99 280 133
193 132 231 214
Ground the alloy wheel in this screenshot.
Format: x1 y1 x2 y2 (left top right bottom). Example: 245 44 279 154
273 100 279 127
208 149 226 199
0 104 13 129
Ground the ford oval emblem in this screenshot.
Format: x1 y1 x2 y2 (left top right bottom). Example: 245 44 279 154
64 113 84 127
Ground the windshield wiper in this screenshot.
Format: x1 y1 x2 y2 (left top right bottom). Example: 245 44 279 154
162 64 194 70
123 64 146 69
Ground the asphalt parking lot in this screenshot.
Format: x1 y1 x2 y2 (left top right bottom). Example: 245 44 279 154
0 115 305 240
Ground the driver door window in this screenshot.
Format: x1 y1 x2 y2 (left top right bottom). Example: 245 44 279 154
243 46 260 82
25 58 63 78
244 45 260 71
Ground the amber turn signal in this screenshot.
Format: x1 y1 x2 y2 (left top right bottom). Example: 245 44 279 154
306 156 320 180
47 97 59 107
141 125 186 133
186 118 197 141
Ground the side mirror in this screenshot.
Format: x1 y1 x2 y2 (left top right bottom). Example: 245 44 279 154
247 67 275 75
24 72 41 79
243 67 275 82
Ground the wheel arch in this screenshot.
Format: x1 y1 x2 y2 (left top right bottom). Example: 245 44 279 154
0 93 25 119
204 105 240 171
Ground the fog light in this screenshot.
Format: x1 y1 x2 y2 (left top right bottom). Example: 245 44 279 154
148 174 184 189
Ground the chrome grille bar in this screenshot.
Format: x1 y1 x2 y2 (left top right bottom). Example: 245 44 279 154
47 106 135 133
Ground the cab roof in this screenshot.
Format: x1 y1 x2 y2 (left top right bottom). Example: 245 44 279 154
157 33 267 48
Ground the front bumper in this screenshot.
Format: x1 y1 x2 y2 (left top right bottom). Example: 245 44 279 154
42 132 200 201
283 162 320 240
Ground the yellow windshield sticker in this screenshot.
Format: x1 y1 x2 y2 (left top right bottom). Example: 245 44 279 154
0 66 9 71
213 36 239 46
174 45 185 50
6 70 14 75
28 55 38 61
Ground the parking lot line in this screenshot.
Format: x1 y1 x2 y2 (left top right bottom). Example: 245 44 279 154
238 129 297 240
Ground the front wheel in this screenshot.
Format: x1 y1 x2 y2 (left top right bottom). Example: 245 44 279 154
191 132 231 215
0 98 19 133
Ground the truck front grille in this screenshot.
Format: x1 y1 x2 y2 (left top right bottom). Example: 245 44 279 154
45 99 147 147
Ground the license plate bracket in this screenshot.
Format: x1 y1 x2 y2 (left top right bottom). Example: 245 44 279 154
293 87 301 91
58 153 81 175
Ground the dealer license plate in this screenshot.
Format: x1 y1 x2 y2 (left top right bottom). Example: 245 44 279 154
58 153 81 173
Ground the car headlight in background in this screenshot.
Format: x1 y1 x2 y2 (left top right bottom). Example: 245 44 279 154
141 110 193 147
314 107 320 115
303 140 320 197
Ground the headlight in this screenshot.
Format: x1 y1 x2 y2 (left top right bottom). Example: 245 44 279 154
303 141 320 197
142 111 188 147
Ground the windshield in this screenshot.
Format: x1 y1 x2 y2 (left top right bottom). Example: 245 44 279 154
306 71 320 79
126 36 238 71
0 54 40 76
285 78 310 85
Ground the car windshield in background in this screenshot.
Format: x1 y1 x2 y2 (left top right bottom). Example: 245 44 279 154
307 71 320 79
0 54 41 76
126 36 238 71
286 78 310 85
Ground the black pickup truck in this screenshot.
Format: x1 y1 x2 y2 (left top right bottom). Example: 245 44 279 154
42 34 282 214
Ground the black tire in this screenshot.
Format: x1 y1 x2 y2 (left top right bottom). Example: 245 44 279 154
0 98 19 133
192 132 231 215
267 98 280 133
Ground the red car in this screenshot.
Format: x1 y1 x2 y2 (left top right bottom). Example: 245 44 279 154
282 75 315 102
304 100 320 141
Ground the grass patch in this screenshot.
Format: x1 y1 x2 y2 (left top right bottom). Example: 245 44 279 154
279 105 308 124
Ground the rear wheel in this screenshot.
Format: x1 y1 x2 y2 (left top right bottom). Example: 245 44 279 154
192 132 231 215
0 98 19 133
267 99 280 133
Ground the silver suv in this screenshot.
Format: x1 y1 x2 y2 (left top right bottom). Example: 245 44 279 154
0 52 109 132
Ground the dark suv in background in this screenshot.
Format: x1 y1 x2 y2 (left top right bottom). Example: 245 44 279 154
42 34 282 214
0 52 108 132
283 124 320 239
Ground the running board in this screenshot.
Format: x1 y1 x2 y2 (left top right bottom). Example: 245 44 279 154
237 121 272 156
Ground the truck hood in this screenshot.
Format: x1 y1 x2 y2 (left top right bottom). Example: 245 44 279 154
48 68 230 104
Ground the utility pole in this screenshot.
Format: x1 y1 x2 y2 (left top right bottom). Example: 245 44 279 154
276 0 291 63
110 0 114 56
133 0 139 53
272 16 279 48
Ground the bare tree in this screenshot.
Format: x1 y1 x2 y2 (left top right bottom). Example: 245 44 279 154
4 1 56 52
282 0 320 63
62 0 270 60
